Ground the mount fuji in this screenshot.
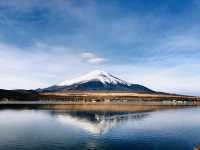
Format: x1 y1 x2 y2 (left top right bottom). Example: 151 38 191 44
38 70 155 93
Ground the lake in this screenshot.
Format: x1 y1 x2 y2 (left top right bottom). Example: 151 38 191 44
0 107 200 150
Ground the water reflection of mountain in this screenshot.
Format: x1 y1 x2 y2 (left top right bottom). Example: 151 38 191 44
52 111 149 134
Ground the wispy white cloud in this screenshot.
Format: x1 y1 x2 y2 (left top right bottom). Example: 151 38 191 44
0 42 95 89
87 57 106 64
81 52 95 59
106 63 200 96
81 52 107 65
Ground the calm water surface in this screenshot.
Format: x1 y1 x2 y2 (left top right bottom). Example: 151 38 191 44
0 107 200 150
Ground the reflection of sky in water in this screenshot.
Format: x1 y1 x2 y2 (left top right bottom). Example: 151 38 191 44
0 108 200 150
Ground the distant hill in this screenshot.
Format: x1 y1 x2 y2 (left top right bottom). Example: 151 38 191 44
38 70 155 94
0 89 39 101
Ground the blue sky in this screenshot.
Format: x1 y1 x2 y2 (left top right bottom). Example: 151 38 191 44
0 0 200 95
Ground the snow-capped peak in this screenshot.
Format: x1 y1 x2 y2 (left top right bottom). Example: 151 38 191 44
56 70 129 86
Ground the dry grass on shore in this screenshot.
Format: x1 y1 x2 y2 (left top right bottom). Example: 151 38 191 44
40 92 199 101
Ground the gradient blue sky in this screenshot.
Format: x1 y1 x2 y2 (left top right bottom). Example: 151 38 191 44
0 0 200 95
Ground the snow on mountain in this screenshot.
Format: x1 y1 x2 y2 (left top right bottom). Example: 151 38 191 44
56 70 130 86
38 70 155 93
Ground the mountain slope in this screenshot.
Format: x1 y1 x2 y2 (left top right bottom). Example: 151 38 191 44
39 70 155 93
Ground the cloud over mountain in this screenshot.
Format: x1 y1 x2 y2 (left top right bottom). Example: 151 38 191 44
81 52 107 65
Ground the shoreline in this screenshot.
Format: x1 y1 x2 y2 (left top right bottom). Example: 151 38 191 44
0 100 199 105
0 101 199 112
39 92 200 102
1 92 200 112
